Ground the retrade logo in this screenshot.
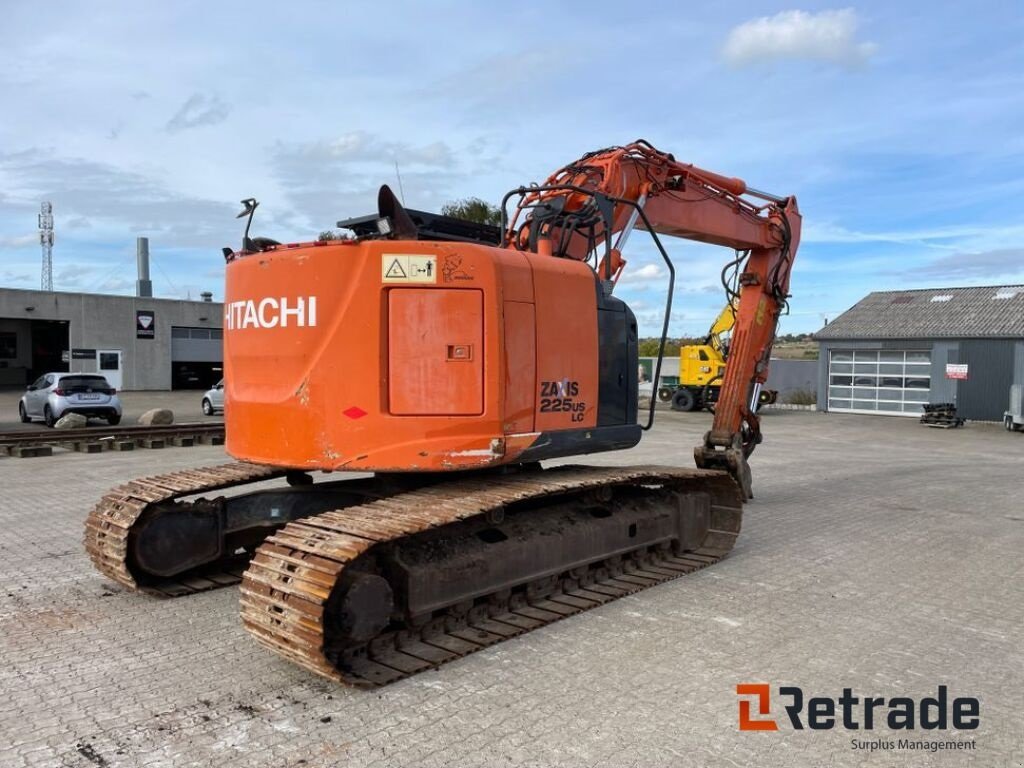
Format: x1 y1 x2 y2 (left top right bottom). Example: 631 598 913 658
736 684 980 732
736 684 778 731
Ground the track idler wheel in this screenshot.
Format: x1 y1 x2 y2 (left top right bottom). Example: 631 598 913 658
329 572 394 645
130 503 222 578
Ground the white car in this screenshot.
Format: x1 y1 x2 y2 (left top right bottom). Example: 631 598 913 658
201 379 225 415
19 372 122 427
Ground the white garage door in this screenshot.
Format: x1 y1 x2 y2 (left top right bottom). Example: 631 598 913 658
827 349 931 416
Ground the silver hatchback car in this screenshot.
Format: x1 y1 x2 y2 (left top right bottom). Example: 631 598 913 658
201 378 225 415
19 372 123 427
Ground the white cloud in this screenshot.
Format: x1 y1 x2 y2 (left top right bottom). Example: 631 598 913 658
166 93 231 133
277 132 456 169
722 9 877 69
57 264 96 281
618 263 666 285
94 277 136 292
804 221 1024 248
0 233 38 248
271 134 474 228
913 248 1024 279
0 149 238 247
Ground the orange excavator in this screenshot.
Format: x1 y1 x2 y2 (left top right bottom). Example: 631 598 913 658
85 141 799 685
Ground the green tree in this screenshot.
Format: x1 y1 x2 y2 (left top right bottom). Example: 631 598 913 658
441 197 503 226
638 338 683 357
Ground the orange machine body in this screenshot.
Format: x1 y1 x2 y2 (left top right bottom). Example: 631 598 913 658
224 238 640 471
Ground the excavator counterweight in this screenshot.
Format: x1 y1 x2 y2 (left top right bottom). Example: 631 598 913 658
84 141 800 683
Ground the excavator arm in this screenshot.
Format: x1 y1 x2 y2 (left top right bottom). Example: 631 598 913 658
503 141 801 497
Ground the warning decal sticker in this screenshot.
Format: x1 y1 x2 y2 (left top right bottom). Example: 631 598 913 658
381 254 436 284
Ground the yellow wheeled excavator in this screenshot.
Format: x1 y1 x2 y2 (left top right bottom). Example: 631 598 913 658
659 300 779 412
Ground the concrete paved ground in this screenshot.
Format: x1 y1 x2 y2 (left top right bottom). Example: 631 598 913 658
0 411 1021 767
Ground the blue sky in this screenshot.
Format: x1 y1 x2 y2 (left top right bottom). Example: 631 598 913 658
1 2 1022 335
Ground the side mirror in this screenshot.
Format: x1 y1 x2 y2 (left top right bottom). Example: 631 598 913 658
216 383 224 390
26 385 36 392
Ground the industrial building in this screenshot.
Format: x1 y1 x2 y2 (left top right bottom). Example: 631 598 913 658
0 238 222 390
0 287 223 390
815 285 1024 420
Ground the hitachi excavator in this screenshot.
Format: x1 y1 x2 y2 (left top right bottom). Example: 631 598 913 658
661 299 779 412
84 141 800 685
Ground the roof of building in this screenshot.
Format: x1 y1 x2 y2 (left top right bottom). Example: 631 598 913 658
814 285 1024 340
0 286 220 307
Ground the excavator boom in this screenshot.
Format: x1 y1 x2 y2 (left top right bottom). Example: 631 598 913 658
505 141 801 494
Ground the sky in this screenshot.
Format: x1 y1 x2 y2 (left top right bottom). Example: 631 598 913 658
1 1 1022 336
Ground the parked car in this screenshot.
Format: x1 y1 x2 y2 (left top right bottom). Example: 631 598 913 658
19 372 122 427
201 379 225 415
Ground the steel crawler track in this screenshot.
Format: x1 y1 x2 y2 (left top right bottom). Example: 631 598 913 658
84 462 286 596
239 464 743 686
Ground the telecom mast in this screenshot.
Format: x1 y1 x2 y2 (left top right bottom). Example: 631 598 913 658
38 202 54 291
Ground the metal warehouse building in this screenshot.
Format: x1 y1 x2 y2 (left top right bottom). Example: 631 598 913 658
0 287 223 391
815 285 1024 420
